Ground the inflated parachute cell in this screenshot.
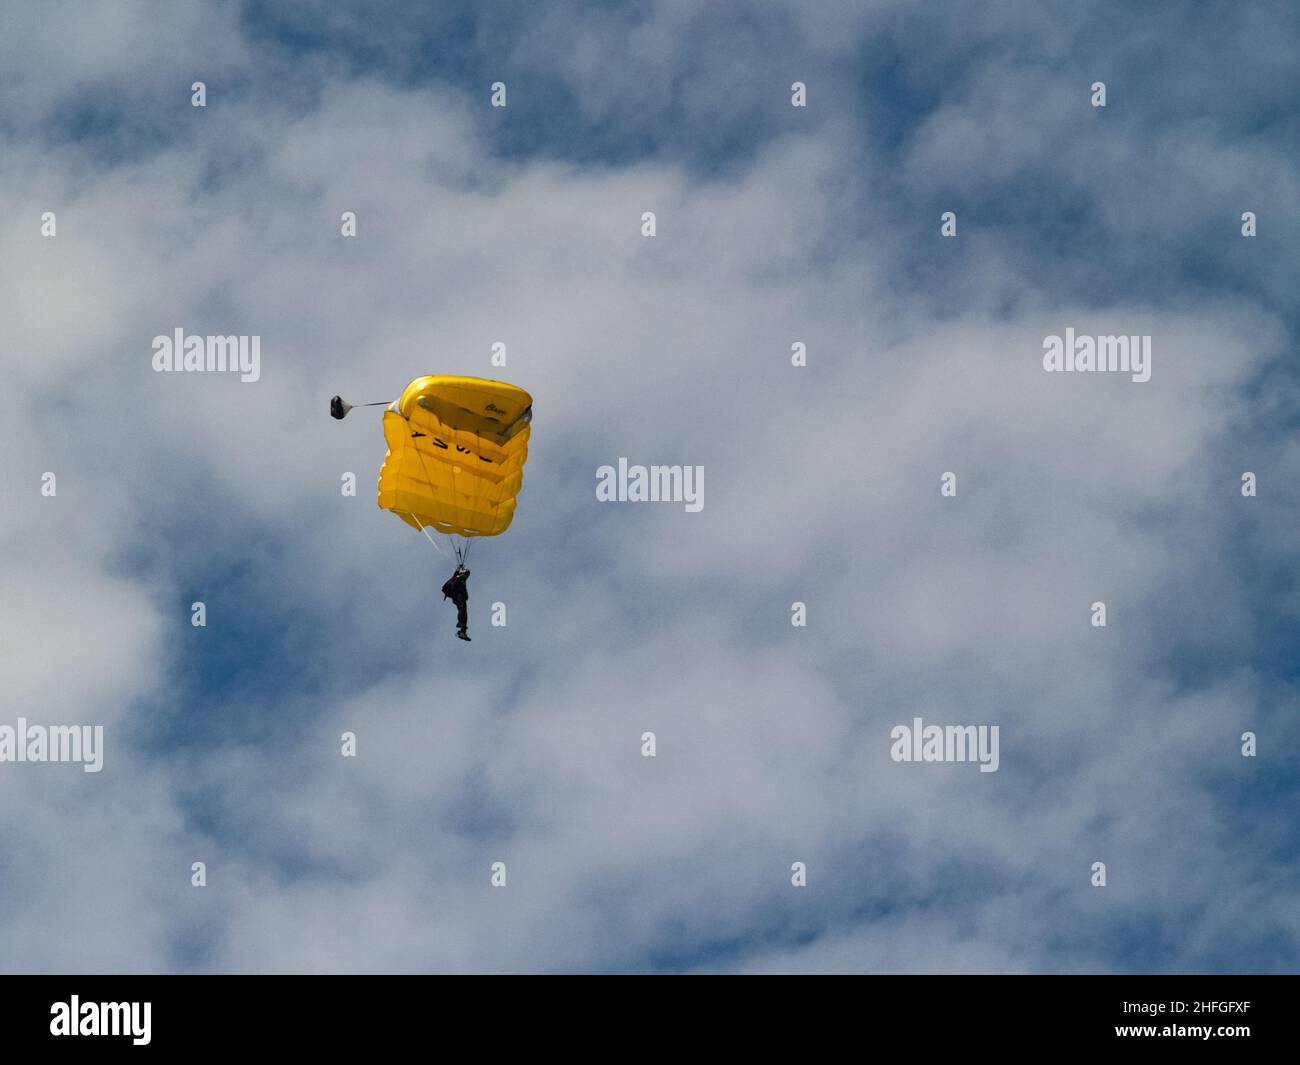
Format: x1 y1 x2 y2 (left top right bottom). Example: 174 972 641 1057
377 375 532 537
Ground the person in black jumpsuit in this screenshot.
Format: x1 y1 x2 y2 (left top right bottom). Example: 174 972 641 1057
442 566 471 641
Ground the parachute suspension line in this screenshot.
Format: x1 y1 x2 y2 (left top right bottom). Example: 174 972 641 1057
425 526 449 557
412 514 448 558
408 437 454 563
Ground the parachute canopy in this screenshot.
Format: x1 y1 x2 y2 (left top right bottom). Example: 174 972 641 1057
377 375 532 538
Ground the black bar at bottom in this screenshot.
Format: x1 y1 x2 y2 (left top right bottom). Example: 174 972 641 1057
0 974 1289 1052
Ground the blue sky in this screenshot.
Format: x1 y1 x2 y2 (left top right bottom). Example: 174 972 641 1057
1 0 1298 973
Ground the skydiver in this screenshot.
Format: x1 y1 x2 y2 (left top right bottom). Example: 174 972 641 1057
441 565 471 641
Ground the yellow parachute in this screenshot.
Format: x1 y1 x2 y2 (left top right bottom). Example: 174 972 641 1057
375 375 532 549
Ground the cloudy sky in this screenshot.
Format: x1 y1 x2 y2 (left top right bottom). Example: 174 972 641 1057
1 0 1297 973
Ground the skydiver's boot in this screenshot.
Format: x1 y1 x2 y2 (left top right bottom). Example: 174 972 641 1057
457 629 471 642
